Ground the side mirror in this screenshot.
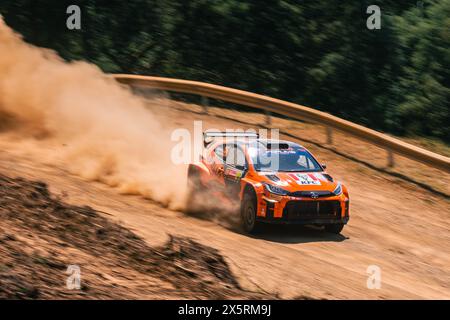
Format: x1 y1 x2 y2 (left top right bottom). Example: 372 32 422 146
321 163 327 170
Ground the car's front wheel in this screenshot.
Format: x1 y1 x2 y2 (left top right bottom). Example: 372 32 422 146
241 193 261 234
324 223 344 234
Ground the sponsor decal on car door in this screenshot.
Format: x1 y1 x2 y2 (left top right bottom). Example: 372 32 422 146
225 167 243 181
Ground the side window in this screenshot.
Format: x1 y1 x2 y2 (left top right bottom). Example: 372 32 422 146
225 145 246 168
214 144 225 161
236 148 246 168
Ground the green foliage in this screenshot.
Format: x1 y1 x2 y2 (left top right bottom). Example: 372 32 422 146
0 0 448 142
390 0 450 140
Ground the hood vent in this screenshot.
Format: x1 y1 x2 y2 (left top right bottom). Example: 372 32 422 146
266 174 280 182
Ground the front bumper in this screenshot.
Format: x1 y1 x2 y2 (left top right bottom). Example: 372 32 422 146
257 194 349 225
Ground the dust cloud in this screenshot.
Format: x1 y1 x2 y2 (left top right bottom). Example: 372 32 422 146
0 17 187 209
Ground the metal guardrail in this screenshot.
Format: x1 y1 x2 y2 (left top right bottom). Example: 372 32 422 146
113 74 450 173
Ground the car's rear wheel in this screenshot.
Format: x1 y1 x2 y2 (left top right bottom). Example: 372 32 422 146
324 223 344 234
185 167 205 215
241 193 261 234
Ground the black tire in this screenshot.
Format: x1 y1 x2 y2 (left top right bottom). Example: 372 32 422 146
241 193 261 234
324 223 344 234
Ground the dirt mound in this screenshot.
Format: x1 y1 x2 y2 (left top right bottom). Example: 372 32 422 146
0 173 269 299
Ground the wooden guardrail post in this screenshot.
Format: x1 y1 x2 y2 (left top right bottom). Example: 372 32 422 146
326 126 333 145
387 150 395 168
264 110 272 127
201 96 209 114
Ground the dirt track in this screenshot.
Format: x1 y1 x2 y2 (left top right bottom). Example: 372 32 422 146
0 100 449 299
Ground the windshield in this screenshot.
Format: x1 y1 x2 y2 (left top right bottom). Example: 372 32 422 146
249 145 322 172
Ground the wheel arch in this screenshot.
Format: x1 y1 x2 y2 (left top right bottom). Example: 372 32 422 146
240 182 260 215
188 162 209 177
241 182 257 200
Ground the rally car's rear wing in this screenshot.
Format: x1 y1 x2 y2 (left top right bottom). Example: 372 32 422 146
203 131 259 147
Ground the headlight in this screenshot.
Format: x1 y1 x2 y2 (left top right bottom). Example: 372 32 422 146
333 183 342 196
264 183 289 196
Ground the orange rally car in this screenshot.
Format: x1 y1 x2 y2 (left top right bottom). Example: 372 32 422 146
187 132 349 234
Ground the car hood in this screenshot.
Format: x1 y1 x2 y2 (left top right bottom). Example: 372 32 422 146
258 171 338 192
